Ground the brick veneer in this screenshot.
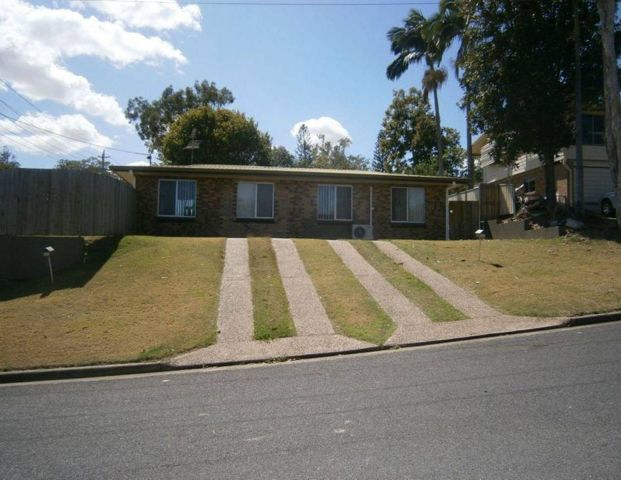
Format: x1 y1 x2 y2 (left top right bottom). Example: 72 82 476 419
135 174 447 239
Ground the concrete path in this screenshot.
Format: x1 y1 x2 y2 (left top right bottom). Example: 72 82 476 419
171 237 566 368
272 238 335 336
217 238 254 343
328 240 429 345
172 334 374 366
375 240 502 319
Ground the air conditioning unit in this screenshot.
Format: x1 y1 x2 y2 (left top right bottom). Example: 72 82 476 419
352 224 373 240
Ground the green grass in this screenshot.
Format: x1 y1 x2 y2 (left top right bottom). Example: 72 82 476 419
351 240 466 322
295 239 395 345
248 238 296 341
0 236 225 370
392 237 621 317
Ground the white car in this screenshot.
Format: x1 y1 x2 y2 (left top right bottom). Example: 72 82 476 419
601 191 619 217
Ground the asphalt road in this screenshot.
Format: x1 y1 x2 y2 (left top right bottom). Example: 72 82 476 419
1 323 620 480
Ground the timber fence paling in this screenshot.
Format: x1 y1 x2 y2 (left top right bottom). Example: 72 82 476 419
0 169 135 236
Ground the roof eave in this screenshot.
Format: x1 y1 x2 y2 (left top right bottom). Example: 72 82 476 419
109 165 468 185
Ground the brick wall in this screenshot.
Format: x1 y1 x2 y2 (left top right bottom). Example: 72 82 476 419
135 174 447 239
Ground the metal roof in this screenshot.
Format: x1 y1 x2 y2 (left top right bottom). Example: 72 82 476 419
110 163 468 185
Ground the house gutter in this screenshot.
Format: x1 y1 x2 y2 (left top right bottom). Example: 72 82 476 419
445 182 462 240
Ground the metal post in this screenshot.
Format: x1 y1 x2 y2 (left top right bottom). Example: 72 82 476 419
47 255 54 284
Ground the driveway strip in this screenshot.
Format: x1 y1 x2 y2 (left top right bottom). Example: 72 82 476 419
272 238 335 336
375 240 502 319
328 240 429 344
217 238 254 343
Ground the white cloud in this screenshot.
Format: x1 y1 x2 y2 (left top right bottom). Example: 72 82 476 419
0 112 113 156
0 0 190 127
70 1 202 31
290 116 351 146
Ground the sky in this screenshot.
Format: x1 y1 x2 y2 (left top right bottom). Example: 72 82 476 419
0 0 468 168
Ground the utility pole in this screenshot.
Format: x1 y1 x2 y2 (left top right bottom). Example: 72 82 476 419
100 150 110 171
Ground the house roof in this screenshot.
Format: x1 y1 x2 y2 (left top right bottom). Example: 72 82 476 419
110 163 469 186
471 134 488 156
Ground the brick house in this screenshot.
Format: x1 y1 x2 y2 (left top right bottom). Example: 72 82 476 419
111 164 467 239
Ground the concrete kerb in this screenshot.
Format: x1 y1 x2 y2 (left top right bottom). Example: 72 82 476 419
2 312 620 384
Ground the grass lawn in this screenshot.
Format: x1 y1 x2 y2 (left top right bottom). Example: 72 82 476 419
295 239 395 345
248 238 296 341
351 241 466 322
0 236 225 370
392 237 621 317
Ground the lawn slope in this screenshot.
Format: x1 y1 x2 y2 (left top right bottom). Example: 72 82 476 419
393 237 621 317
0 236 225 370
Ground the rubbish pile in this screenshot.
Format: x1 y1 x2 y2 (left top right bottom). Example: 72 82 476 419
501 188 584 230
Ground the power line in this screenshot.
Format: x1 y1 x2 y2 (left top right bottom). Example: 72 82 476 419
0 111 148 156
0 132 63 160
0 99 90 161
73 0 438 5
0 79 43 113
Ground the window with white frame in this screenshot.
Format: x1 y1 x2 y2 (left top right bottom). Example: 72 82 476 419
317 185 352 221
158 179 196 218
236 182 274 219
391 187 425 223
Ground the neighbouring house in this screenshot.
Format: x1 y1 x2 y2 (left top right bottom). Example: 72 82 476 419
110 164 467 239
472 114 614 213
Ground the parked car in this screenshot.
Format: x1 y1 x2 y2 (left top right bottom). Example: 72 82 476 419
601 191 619 217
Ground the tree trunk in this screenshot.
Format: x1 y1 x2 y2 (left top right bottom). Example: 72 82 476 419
466 100 474 188
596 0 621 226
573 0 584 218
543 152 557 214
432 85 444 175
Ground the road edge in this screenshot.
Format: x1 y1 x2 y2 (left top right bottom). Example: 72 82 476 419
2 311 620 384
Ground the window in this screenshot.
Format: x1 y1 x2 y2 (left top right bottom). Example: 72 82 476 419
582 114 605 145
158 179 196 218
236 182 274 219
317 185 352 221
391 187 425 223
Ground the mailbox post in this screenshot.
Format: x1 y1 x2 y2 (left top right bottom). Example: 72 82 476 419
43 246 55 285
475 229 485 261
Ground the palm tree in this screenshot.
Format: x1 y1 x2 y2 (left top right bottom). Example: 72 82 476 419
428 0 475 186
387 10 447 175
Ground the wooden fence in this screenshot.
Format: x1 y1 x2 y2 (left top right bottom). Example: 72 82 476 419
449 201 480 240
449 183 515 222
0 169 135 236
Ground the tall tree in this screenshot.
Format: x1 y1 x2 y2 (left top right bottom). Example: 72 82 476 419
386 9 447 175
294 124 314 167
293 127 368 170
596 0 621 226
161 106 271 166
270 146 295 167
126 80 234 156
0 146 19 170
461 0 605 213
312 136 368 170
573 0 585 217
374 88 463 176
56 156 109 171
430 0 475 186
